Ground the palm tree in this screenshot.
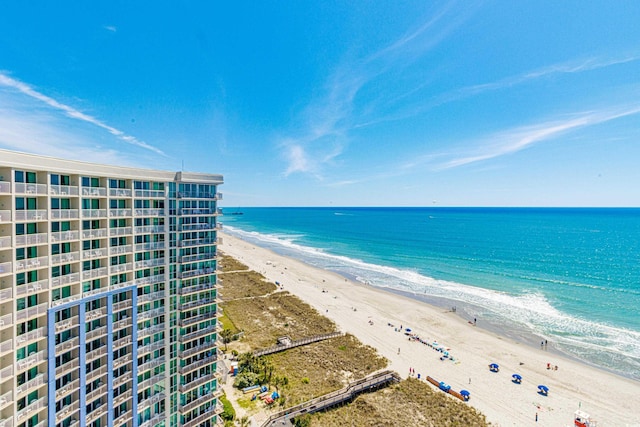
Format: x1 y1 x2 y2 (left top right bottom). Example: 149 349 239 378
220 328 233 352
237 415 250 427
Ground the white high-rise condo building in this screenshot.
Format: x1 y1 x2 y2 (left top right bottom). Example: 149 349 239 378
0 149 223 427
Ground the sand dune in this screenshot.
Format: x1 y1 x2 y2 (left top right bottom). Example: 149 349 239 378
219 232 640 426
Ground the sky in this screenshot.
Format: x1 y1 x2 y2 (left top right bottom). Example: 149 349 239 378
1 1 639 207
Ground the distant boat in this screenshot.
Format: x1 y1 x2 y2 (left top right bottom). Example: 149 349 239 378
230 209 244 215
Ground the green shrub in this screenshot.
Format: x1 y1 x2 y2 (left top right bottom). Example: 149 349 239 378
234 371 261 389
219 394 236 422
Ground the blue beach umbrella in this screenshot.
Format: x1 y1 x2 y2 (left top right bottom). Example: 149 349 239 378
460 390 470 401
489 363 499 371
538 385 549 395
512 374 522 383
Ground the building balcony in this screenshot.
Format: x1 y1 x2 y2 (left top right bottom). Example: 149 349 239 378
81 209 107 219
109 226 133 236
136 274 165 286
137 357 165 374
16 327 46 345
15 183 47 195
49 184 79 196
109 188 132 197
86 365 107 382
16 279 49 297
179 297 217 311
15 210 48 221
179 342 216 360
178 325 217 344
51 230 80 243
0 314 12 330
113 336 132 350
178 312 216 328
110 280 136 291
0 418 13 427
137 340 164 358
54 317 79 334
179 392 217 414
113 317 132 331
179 208 216 216
81 228 108 239
137 307 165 322
51 272 80 288
113 372 131 389
50 209 79 220
86 383 108 403
16 302 48 322
0 210 11 223
0 390 12 410
51 294 83 309
0 181 10 194
113 300 132 312
54 399 79 425
113 388 132 408
179 238 216 247
0 365 13 382
137 373 166 392
82 248 108 259
0 288 11 300
113 409 132 426
109 208 132 217
134 242 165 252
51 251 81 265
55 336 79 354
85 325 107 342
113 353 132 370
134 225 166 234
109 244 132 255
0 236 11 248
134 189 165 199
0 339 12 356
137 324 165 340
137 290 165 304
17 396 47 423
138 391 165 413
138 412 165 427
134 209 165 217
81 187 107 197
14 256 49 272
55 378 79 401
134 258 166 269
15 233 48 246
0 262 11 277
179 403 218 427
86 345 107 363
81 267 108 280
16 372 46 396
17 349 47 372
178 354 217 375
180 253 216 263
178 267 215 280
82 287 108 299
179 223 216 231
54 358 79 379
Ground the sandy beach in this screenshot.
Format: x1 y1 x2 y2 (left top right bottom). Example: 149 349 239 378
219 232 640 426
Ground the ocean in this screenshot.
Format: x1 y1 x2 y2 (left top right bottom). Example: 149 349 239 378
222 207 640 380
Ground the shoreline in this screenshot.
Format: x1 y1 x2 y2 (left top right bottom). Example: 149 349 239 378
219 232 640 426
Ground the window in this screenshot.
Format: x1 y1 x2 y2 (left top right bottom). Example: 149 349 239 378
15 170 24 183
15 197 25 210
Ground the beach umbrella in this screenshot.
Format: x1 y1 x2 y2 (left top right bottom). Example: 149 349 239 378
460 390 470 401
538 385 549 395
489 363 499 371
512 374 522 383
405 328 412 332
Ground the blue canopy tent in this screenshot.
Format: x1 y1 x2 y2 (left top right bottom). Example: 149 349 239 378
460 390 470 401
489 363 499 372
439 382 451 392
538 385 549 396
512 374 522 384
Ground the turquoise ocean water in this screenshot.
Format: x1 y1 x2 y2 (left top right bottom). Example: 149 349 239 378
223 207 640 380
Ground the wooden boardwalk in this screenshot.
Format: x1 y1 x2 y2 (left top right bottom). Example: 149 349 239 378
253 332 343 357
259 370 401 427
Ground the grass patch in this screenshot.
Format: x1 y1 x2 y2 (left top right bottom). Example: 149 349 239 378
223 292 337 350
303 377 489 427
218 312 240 335
219 254 250 272
219 270 278 300
265 334 387 408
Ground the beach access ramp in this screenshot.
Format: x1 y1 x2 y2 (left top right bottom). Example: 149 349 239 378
253 332 343 357
260 370 401 426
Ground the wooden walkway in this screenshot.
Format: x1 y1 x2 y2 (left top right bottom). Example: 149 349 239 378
259 370 401 427
253 332 343 357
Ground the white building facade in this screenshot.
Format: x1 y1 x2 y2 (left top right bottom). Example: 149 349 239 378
0 149 223 427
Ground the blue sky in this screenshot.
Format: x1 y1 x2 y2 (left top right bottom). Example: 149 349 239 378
1 1 639 207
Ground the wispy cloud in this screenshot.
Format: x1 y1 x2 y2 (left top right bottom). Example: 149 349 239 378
279 2 470 178
103 25 117 32
0 72 164 155
436 104 640 170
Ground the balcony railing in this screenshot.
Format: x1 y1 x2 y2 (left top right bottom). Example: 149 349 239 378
112 300 132 312
137 307 165 322
0 288 11 300
0 236 11 248
136 274 165 286
0 365 13 382
86 325 107 342
14 210 48 221
15 279 48 297
81 229 108 239
55 336 79 354
54 399 79 424
0 262 11 276
0 210 11 222
178 281 215 296
16 373 46 395
137 290 165 304
134 258 166 269
51 272 81 287
134 209 165 217
179 403 218 426
0 339 12 356
16 303 48 322
109 188 132 197
16 327 46 345
14 256 48 272
180 253 216 263
81 187 107 197
54 317 79 334
178 354 217 375
178 325 216 344
179 238 216 247
178 268 215 279
15 183 47 195
134 242 165 251
81 209 107 218
82 248 108 259
49 185 79 196
134 225 166 234
109 262 132 275
0 181 10 194
179 392 217 414
110 280 136 291
50 209 79 220
51 251 80 265
16 396 47 422
179 297 217 311
178 312 217 328
134 189 165 198
0 314 12 329
51 230 79 243
109 244 132 255
15 233 48 246
81 267 108 280
109 226 133 236
109 209 132 217
16 349 46 372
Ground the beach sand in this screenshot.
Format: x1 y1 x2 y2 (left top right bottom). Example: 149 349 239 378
219 232 640 426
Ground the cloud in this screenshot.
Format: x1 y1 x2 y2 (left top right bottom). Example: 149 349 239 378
103 25 117 32
0 72 164 155
279 2 469 178
436 104 640 169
